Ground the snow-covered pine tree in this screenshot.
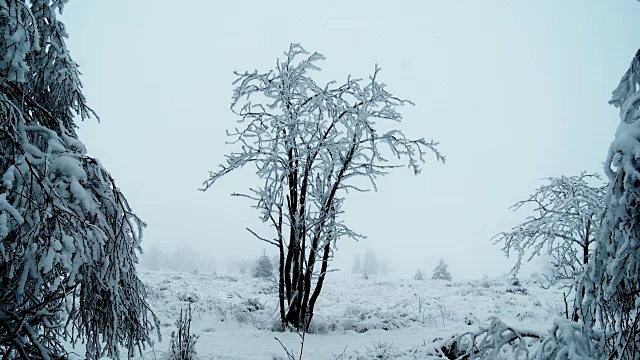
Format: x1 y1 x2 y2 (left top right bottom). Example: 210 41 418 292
576 48 640 360
414 269 424 281
432 258 452 281
0 2 156 359
253 252 274 279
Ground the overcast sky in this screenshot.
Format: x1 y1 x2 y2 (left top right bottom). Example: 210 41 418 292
61 1 640 279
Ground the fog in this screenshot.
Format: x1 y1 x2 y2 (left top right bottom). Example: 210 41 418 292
61 1 640 279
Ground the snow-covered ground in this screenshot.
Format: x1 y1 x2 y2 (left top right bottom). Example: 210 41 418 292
70 271 567 359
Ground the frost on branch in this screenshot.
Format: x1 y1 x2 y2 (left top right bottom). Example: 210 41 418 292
475 49 640 360
576 49 640 360
203 43 443 331
1 1 157 359
494 173 605 285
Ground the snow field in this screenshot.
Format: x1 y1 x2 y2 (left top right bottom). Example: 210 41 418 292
128 271 566 359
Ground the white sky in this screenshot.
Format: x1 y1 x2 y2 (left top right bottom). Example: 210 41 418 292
62 1 640 279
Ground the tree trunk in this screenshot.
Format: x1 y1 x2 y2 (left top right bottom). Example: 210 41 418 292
305 240 332 332
573 221 592 322
278 227 286 328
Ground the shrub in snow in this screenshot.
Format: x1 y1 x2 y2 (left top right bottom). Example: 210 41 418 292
453 317 601 360
0 2 156 359
364 341 400 359
201 43 444 331
432 258 452 281
505 286 529 296
177 291 200 303
340 306 418 333
164 304 199 360
242 298 264 312
481 274 491 288
414 269 424 281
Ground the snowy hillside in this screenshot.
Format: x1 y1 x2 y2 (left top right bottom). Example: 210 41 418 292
90 271 568 359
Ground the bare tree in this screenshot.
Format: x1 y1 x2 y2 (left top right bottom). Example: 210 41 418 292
0 2 157 359
494 173 605 284
202 44 443 331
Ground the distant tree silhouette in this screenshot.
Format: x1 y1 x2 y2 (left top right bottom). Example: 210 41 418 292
432 258 452 281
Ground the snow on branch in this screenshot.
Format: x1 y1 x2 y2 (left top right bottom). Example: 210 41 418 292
202 43 444 330
1 2 157 359
493 173 605 282
577 48 640 360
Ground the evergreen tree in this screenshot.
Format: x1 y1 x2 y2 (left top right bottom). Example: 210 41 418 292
414 269 424 281
577 49 640 359
432 258 452 281
0 2 156 358
253 252 274 279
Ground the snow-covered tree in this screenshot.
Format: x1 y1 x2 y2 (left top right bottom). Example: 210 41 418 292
362 248 379 276
0 2 156 359
494 173 605 284
432 258 452 281
458 48 640 360
202 44 444 331
253 252 274 279
576 48 640 360
351 254 363 274
414 269 424 281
